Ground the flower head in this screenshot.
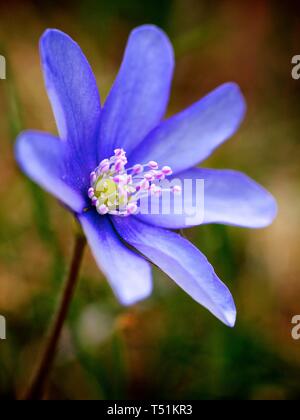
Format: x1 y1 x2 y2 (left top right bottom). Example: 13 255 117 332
15 26 277 327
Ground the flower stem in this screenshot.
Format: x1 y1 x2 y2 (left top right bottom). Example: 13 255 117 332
23 231 86 400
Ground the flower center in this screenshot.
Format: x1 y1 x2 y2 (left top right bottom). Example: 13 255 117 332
88 149 181 216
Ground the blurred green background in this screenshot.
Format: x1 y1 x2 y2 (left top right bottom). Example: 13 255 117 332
0 0 300 400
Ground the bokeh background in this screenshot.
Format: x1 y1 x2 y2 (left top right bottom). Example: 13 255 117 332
0 0 300 400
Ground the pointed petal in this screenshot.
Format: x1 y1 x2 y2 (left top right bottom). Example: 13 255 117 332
40 29 101 184
113 217 236 327
98 25 174 159
136 168 277 229
130 83 246 174
15 130 86 213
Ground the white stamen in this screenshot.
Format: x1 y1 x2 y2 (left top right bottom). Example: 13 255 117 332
98 204 109 215
88 149 179 217
148 161 159 170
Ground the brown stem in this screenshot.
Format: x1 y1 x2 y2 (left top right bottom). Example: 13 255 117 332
23 232 86 400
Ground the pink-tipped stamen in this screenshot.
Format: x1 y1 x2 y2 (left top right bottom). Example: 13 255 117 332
98 204 109 215
89 150 180 217
162 166 173 176
148 161 159 170
172 185 182 194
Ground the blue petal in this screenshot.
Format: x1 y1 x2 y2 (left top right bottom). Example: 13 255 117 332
98 25 174 159
15 131 86 213
79 212 153 306
136 168 277 229
113 217 236 327
129 83 246 174
40 29 101 189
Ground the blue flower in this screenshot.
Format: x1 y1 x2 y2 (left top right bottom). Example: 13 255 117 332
15 26 277 327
